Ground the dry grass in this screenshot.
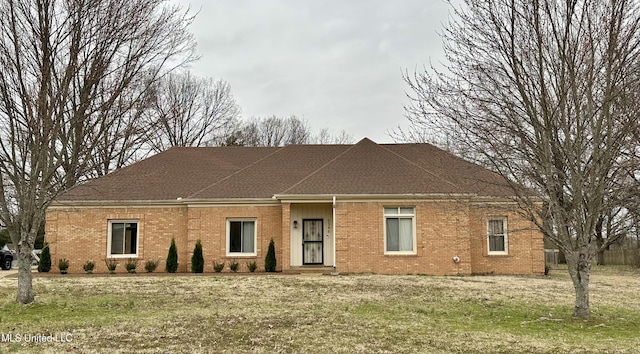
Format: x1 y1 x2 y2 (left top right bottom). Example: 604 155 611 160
0 266 639 353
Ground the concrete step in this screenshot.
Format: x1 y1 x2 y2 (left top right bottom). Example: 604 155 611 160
284 266 337 275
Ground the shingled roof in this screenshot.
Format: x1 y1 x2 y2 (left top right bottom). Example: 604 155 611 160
56 138 514 202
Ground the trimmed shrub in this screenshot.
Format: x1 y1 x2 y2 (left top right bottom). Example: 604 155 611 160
38 243 51 273
145 259 159 273
125 258 139 273
229 259 239 272
213 261 225 272
265 239 276 272
166 238 178 273
83 260 95 274
191 240 204 273
58 258 69 274
246 260 258 273
105 259 118 274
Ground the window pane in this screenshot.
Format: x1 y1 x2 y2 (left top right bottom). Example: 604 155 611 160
229 221 242 252
125 223 137 254
490 235 505 252
242 221 255 253
399 218 413 251
400 207 414 215
386 218 399 251
384 207 398 215
489 219 504 235
111 223 124 254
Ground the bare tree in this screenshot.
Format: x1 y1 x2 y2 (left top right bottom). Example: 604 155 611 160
0 0 195 304
314 128 354 144
217 116 354 147
404 0 640 318
223 115 312 147
144 71 240 152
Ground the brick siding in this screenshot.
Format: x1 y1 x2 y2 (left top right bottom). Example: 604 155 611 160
45 200 543 275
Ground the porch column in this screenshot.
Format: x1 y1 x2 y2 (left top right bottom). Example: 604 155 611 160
281 202 291 271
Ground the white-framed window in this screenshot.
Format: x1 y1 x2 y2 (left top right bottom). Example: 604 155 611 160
384 207 416 254
487 218 508 255
227 219 257 256
107 220 139 258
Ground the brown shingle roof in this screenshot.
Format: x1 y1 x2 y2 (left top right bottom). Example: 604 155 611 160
57 146 279 201
56 138 515 202
281 138 462 195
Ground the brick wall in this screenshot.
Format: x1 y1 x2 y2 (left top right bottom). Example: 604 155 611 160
45 206 188 273
334 200 543 275
45 199 543 275
335 201 473 275
46 205 283 274
187 205 282 273
468 205 545 275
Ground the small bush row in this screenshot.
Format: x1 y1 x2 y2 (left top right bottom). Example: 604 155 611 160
211 260 258 273
47 258 158 274
40 237 277 274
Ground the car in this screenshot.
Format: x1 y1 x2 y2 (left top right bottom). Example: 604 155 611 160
1 248 13 270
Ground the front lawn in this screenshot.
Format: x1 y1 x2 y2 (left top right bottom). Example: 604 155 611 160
0 267 638 353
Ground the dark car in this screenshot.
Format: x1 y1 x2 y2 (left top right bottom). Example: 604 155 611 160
1 249 13 270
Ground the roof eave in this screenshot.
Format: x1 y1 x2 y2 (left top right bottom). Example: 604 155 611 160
49 197 280 209
273 193 476 203
49 199 188 209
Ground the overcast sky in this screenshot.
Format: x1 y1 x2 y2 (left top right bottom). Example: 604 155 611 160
172 0 453 143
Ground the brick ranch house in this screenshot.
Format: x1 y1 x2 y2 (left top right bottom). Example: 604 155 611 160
45 138 544 275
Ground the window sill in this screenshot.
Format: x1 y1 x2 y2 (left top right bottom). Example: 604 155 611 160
486 253 510 257
107 255 138 259
384 252 418 257
225 254 257 258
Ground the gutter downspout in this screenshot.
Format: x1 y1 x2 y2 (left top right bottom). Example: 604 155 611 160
332 196 337 272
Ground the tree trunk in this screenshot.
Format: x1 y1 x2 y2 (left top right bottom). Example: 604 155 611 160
594 217 605 265
596 245 605 266
567 254 590 319
16 243 34 304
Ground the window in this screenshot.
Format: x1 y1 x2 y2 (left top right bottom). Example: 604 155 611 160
108 221 138 257
487 218 508 254
227 219 256 256
384 207 416 254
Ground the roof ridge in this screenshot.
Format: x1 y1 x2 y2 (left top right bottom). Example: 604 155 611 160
377 144 464 192
279 143 359 195
186 147 284 199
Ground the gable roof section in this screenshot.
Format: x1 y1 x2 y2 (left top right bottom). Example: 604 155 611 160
56 146 279 201
382 143 513 197
55 138 515 203
280 138 462 195
188 144 351 199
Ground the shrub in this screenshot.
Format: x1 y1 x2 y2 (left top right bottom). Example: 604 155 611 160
145 259 159 273
125 258 139 273
246 260 258 273
38 243 51 273
229 259 239 272
0 228 9 248
265 239 276 272
58 258 69 274
166 238 178 273
105 259 118 274
213 261 225 272
191 240 204 273
83 260 95 274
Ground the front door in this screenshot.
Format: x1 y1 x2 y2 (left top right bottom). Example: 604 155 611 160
302 219 323 265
